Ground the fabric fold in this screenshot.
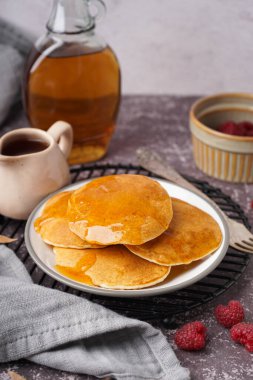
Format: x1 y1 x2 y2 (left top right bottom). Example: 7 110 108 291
0 18 32 125
0 246 190 380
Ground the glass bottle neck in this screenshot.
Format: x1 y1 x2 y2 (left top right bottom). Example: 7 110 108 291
47 0 95 34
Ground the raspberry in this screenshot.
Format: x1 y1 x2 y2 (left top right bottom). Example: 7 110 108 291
230 323 253 353
214 300 244 328
175 321 207 351
219 121 239 135
237 121 253 136
218 120 253 136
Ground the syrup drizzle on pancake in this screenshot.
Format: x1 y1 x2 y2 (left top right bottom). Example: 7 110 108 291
54 246 171 289
68 175 173 245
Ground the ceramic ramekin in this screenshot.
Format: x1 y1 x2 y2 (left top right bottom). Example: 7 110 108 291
190 93 253 183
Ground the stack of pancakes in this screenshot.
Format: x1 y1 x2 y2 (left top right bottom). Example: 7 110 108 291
34 174 222 290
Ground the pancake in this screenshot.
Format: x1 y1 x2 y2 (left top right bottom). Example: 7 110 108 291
54 245 171 289
126 198 222 266
34 191 72 232
39 218 103 249
68 174 173 245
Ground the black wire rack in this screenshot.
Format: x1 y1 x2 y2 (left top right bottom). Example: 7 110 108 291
1 164 250 326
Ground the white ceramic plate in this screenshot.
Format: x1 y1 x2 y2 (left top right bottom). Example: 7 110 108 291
25 178 229 298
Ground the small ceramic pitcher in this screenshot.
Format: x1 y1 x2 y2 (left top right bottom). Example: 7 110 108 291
0 121 73 219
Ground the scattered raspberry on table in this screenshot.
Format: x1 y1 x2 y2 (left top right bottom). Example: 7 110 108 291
175 321 207 351
230 322 253 353
214 300 245 328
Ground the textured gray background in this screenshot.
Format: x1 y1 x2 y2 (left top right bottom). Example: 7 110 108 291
1 0 253 95
0 96 252 380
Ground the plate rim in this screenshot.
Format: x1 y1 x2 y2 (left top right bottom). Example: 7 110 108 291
25 177 230 298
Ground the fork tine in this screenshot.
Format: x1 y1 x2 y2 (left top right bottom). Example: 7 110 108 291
242 240 253 248
233 243 253 254
233 246 253 254
238 244 253 252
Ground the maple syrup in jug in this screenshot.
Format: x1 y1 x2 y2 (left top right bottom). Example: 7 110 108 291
23 0 121 165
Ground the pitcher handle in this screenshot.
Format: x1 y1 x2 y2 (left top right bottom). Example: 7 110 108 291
90 0 106 23
47 121 73 158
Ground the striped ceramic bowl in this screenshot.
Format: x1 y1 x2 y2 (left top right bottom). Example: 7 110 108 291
190 93 253 183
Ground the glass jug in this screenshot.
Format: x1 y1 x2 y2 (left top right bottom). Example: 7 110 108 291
23 0 121 165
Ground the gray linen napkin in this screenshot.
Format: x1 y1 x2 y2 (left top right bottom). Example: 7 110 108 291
0 18 32 125
0 245 190 380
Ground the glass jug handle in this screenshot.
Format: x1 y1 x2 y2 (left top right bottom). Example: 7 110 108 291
89 0 106 22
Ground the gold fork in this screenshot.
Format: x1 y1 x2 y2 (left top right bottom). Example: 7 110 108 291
137 148 253 254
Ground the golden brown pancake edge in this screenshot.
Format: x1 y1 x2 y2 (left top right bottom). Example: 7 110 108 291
34 191 73 232
39 218 104 249
53 245 171 290
126 198 223 266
